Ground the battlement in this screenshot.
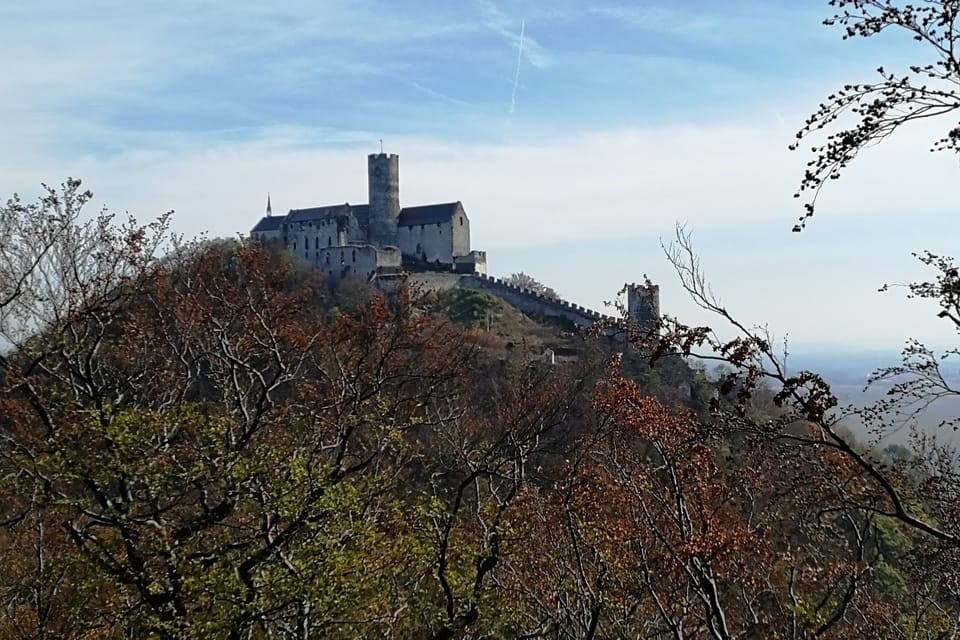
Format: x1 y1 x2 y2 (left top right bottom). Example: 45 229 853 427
464 273 616 327
626 280 661 329
368 153 399 160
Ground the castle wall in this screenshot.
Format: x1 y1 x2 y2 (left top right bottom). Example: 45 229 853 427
451 208 470 257
461 274 615 327
404 273 616 328
376 246 403 269
311 244 381 283
406 272 466 293
285 214 367 259
254 228 282 243
397 220 454 264
453 250 486 275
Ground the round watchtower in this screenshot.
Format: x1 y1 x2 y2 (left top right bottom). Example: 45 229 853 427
368 153 400 246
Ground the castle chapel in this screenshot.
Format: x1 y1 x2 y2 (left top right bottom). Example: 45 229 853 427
249 153 487 283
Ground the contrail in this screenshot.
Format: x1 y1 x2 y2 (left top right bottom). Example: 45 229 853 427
509 19 525 114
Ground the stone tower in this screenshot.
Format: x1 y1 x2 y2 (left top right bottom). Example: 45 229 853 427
626 281 660 330
368 153 400 246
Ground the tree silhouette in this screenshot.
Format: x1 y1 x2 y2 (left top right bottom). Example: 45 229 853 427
504 272 560 299
792 0 960 231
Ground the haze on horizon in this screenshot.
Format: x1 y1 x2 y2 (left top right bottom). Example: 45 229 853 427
2 0 958 353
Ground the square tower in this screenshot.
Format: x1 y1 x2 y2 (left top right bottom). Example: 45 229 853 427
626 281 660 330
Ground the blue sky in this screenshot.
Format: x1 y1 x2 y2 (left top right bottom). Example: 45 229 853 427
2 0 959 352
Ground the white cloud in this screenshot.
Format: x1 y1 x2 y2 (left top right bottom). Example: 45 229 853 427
5 98 959 245
591 6 718 37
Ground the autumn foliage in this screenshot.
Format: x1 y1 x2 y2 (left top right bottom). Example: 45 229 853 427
1 177 958 638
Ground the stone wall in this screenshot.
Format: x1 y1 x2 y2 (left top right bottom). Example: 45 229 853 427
459 274 616 328
286 214 363 257
403 273 659 330
314 244 380 283
453 250 487 275
451 209 470 257
397 220 454 264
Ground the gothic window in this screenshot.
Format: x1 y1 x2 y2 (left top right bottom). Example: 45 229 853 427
326 254 331 265
328 236 332 247
459 217 463 226
315 237 319 249
352 249 356 263
293 240 297 251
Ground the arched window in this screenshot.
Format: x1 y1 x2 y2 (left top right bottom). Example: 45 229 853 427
459 217 463 226
328 236 332 247
352 249 356 263
315 237 319 249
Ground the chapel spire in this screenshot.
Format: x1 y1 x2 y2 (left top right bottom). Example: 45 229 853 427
266 193 272 217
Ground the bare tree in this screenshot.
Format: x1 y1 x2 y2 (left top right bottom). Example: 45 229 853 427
791 1 960 231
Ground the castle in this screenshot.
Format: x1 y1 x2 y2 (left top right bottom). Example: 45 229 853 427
250 153 486 285
250 153 658 329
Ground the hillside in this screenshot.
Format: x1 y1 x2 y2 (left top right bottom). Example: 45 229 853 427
424 286 698 410
1 224 956 640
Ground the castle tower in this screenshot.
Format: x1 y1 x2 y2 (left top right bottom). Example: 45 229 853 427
626 280 661 330
368 153 400 246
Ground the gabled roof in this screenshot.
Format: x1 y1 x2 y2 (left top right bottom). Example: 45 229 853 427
251 216 283 232
399 202 462 226
287 204 369 223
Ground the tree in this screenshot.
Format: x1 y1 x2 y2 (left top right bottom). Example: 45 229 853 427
496 348 943 639
0 180 604 639
504 272 560 300
634 223 960 638
791 0 960 231
0 183 449 637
